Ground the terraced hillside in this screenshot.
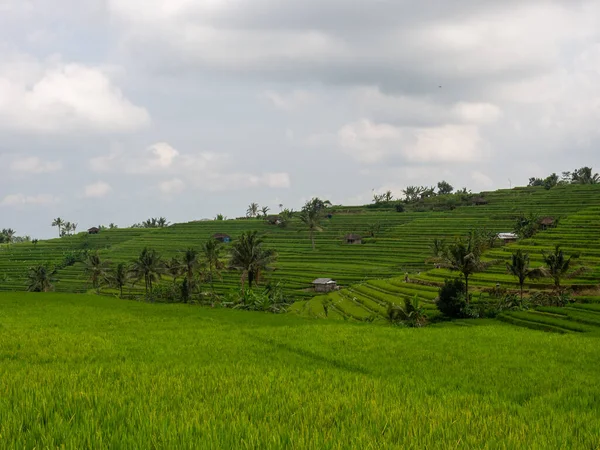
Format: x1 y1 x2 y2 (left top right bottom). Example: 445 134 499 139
294 190 600 334
1 185 599 304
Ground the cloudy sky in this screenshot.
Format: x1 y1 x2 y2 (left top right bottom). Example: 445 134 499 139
1 0 599 238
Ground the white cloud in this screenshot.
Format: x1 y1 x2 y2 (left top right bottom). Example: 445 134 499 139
453 102 503 124
10 156 62 173
84 181 112 198
159 178 185 195
0 54 150 134
0 193 58 206
338 119 487 165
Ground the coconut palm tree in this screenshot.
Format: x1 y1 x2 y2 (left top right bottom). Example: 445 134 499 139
111 262 128 298
51 217 64 237
298 199 325 250
202 239 225 293
84 253 110 292
541 245 583 289
181 248 200 298
129 247 164 296
260 206 270 218
506 250 544 300
164 257 182 283
229 231 277 288
27 265 55 292
442 232 493 302
246 202 259 218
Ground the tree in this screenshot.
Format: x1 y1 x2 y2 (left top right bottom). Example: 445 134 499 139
543 173 559 190
130 247 164 296
246 203 259 218
181 248 200 298
442 231 492 301
260 206 270 218
506 250 544 300
298 198 325 250
429 238 447 262
436 279 467 318
541 245 582 289
84 253 110 292
51 217 64 237
215 214 226 221
229 231 277 289
27 265 55 292
111 262 128 298
1 228 15 247
165 257 182 283
109 223 118 229
437 181 454 195
571 167 599 185
202 239 225 293
367 222 381 238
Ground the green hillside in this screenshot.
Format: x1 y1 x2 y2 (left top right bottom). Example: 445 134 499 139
1 184 600 334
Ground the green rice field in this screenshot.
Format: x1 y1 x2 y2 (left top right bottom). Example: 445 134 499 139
1 292 599 449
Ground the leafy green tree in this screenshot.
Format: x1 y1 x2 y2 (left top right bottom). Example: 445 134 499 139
246 202 259 218
571 167 599 185
111 262 128 298
202 239 225 293
260 206 270 217
543 173 559 190
506 250 544 300
181 248 201 298
437 181 454 195
130 247 164 295
84 253 110 292
436 279 467 318
165 257 182 283
541 245 583 289
367 222 381 238
429 238 447 262
27 265 55 292
229 231 277 289
51 217 64 237
442 232 492 301
1 228 15 247
298 200 325 250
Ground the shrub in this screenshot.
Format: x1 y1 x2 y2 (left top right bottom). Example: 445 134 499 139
436 279 468 318
387 296 427 327
530 289 574 307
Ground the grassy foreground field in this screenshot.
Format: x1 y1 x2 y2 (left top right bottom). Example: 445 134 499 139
1 293 599 449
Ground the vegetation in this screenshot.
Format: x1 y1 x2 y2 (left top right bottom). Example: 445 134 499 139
506 250 543 299
228 231 277 289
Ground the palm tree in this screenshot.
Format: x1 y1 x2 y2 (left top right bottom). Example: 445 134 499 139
261 206 270 218
111 262 128 298
202 239 225 293
506 250 544 300
51 217 64 237
229 231 277 288
165 257 182 283
71 223 78 234
571 167 600 185
246 203 259 218
130 247 164 296
298 199 325 250
27 265 55 292
157 217 169 227
181 248 200 297
61 221 71 237
442 232 493 302
84 253 110 292
541 245 583 289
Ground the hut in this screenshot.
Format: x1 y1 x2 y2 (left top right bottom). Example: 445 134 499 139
497 232 518 244
312 278 337 293
344 233 362 245
265 215 282 225
87 227 100 235
212 233 231 243
539 217 556 230
472 196 488 206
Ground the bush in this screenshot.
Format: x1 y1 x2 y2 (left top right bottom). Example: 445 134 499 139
436 279 468 318
530 289 574 307
387 296 427 327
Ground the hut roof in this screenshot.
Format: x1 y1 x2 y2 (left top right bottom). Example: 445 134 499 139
88 227 100 232
345 233 362 240
312 278 335 285
212 233 230 239
539 217 555 226
497 232 518 240
472 196 488 204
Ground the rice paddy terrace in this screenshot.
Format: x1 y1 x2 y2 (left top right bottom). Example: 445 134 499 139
1 184 600 335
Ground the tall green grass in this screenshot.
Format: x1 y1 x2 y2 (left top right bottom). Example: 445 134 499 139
1 293 599 448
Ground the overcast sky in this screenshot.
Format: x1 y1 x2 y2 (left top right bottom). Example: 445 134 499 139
1 0 599 238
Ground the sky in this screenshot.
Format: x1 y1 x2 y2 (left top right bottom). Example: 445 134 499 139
1 0 599 238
